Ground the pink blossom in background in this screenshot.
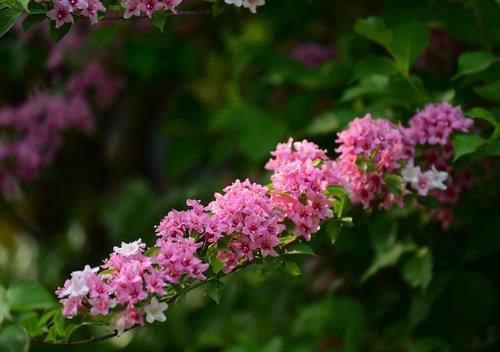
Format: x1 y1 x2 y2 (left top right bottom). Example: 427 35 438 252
409 102 473 146
68 60 124 108
0 62 122 198
47 29 86 70
290 42 338 68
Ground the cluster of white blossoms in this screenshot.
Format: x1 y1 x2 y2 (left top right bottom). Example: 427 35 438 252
224 0 266 13
401 159 448 196
112 239 146 257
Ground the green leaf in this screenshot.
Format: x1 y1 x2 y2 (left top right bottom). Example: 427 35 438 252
354 17 392 48
390 22 429 74
0 8 22 38
402 248 433 290
0 324 29 352
15 312 41 338
261 256 282 275
22 14 45 32
354 18 429 74
341 75 389 101
466 107 498 133
474 81 500 103
28 2 47 14
479 137 500 157
152 11 166 32
6 281 57 312
209 255 225 274
305 112 341 136
45 311 80 343
0 287 11 323
383 173 404 197
98 268 116 276
361 242 416 282
453 51 497 80
204 281 224 305
327 185 351 218
353 56 398 81
16 0 29 12
281 261 301 277
144 246 160 257
451 133 486 161
285 243 316 256
50 22 72 43
326 222 342 245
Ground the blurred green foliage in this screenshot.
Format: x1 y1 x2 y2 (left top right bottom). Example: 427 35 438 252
1 0 500 351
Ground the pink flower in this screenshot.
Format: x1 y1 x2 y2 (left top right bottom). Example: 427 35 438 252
164 0 183 13
59 0 88 12
47 4 74 28
409 103 473 146
415 173 432 196
89 296 115 316
60 296 82 317
121 0 141 19
81 0 106 24
139 0 164 18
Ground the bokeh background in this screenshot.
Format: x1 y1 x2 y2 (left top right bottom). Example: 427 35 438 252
1 0 500 351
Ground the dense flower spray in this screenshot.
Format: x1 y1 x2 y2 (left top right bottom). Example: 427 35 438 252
56 102 473 335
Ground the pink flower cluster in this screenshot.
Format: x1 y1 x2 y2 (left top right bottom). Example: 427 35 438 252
57 102 475 334
208 180 285 273
0 61 122 198
409 102 473 146
333 114 411 209
407 103 474 227
38 0 106 27
266 139 335 240
120 0 182 19
33 0 269 29
0 92 92 198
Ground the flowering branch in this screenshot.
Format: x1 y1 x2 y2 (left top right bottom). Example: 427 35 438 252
0 0 267 40
25 102 476 346
97 9 211 22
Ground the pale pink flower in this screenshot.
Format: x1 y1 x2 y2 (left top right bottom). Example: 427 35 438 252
47 5 74 28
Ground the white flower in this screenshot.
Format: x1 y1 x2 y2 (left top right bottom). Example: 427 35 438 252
427 165 448 190
144 297 168 324
113 239 146 257
64 265 98 297
225 0 243 7
401 159 421 184
243 0 265 13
